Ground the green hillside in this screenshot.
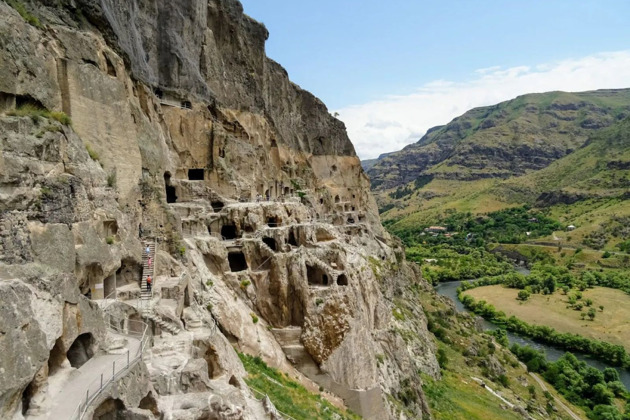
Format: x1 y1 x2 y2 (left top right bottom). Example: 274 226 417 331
368 89 630 190
377 110 630 253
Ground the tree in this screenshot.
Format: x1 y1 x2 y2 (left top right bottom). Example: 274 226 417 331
585 298 593 306
599 305 605 312
517 290 531 301
588 308 597 321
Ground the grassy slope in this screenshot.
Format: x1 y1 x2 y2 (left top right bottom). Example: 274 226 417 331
418 288 585 420
464 285 630 352
238 353 360 420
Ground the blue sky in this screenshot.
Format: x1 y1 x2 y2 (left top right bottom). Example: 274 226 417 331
240 0 630 158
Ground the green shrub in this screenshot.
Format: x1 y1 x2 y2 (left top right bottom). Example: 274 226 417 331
315 298 324 306
6 0 42 28
107 171 117 188
240 279 251 290
250 313 259 324
7 104 70 125
106 236 114 245
86 144 99 161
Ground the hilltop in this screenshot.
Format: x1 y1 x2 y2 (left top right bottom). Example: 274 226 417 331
368 89 630 190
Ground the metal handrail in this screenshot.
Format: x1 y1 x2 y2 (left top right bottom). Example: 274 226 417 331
70 319 149 419
248 384 298 420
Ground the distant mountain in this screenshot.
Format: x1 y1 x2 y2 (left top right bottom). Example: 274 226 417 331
368 89 630 191
361 158 379 171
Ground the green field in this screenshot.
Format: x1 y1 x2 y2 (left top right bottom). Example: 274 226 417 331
464 285 630 352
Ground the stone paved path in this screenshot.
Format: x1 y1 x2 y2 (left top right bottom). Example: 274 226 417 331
30 333 141 420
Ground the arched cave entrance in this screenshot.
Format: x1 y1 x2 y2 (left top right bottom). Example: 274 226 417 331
334 195 340 203
221 224 237 240
67 333 95 369
262 237 278 252
94 398 126 420
164 172 177 203
306 265 329 286
337 274 349 286
284 186 290 196
267 216 279 227
228 252 248 272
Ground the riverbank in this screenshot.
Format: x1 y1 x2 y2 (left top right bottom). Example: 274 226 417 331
464 285 630 352
434 280 630 390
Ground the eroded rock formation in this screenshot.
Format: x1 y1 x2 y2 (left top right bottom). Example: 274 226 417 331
0 1 438 419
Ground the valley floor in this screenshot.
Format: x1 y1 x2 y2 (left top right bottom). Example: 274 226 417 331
464 285 630 352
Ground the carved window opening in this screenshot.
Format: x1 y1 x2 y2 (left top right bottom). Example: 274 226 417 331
164 172 177 203
288 230 298 247
211 201 224 212
181 100 192 109
306 264 329 286
187 168 204 181
334 195 340 203
228 252 248 272
221 225 237 240
262 237 278 252
337 274 349 286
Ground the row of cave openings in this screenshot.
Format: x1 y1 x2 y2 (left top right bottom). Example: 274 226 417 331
22 333 96 414
306 264 348 287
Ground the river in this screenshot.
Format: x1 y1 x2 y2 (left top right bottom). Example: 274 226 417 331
435 275 630 389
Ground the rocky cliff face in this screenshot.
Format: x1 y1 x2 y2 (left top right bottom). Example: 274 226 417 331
0 1 437 419
368 89 630 190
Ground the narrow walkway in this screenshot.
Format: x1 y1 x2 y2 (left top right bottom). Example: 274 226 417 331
34 333 141 420
528 372 583 420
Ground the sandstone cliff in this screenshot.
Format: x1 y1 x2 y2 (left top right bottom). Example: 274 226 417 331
0 1 438 419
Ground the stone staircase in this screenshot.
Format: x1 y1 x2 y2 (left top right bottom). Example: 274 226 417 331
143 309 182 335
140 239 156 306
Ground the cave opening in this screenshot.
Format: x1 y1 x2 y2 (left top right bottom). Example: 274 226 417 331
211 201 224 212
21 379 35 415
267 216 279 227
288 230 298 247
262 237 278 252
154 88 163 99
187 168 205 181
337 274 349 286
284 186 290 196
204 346 222 379
139 392 160 417
164 172 177 203
181 100 192 109
221 224 237 240
94 398 126 420
67 333 95 369
227 252 248 272
16 94 45 110
306 264 329 286
334 195 340 203
48 338 66 375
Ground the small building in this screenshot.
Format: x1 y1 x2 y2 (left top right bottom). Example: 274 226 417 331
567 225 576 231
424 258 438 264
425 226 447 233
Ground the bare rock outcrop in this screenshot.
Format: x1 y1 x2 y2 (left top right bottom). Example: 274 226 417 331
0 1 438 419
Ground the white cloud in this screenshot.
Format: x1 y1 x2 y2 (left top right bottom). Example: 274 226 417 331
337 51 630 160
